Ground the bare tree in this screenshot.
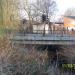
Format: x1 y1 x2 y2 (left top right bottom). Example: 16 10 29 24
19 0 57 22
31 0 57 22
15 0 57 32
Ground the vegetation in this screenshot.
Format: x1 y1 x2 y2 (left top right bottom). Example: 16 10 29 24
0 37 74 75
0 37 54 75
0 0 20 37
0 0 75 75
0 0 20 30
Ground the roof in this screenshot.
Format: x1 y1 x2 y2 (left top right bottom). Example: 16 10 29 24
66 16 75 19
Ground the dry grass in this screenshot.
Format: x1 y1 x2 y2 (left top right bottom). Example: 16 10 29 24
0 37 74 75
0 37 52 75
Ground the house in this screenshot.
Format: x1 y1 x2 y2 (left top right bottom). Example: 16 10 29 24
33 22 64 34
33 23 49 34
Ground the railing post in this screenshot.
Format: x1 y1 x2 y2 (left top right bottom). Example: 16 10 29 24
66 27 68 34
43 23 45 36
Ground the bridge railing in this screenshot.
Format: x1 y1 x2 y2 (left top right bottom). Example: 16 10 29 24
13 29 75 36
6 28 75 38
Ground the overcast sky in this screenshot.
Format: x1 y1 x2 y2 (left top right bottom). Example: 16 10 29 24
56 0 75 15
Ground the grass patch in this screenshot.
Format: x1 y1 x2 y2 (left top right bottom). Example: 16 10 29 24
0 28 6 37
0 26 16 37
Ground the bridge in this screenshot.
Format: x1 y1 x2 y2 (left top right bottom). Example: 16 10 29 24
9 30 75 45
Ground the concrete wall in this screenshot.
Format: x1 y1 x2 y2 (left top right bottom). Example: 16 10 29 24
33 24 49 34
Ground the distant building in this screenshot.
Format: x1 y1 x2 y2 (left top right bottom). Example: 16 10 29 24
33 23 49 34
64 16 75 30
32 22 64 34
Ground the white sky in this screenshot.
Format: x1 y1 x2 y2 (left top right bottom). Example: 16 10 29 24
56 0 75 15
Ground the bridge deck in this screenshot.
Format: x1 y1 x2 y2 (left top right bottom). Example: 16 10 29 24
10 33 75 45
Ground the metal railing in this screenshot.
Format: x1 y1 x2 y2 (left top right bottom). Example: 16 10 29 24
6 28 75 38
13 29 75 36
